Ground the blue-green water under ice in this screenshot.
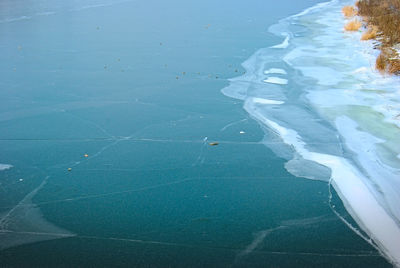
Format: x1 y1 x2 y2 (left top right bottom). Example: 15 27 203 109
0 0 391 267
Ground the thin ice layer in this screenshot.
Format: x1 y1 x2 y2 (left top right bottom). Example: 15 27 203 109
221 0 400 265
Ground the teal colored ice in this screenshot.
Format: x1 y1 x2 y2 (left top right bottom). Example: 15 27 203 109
0 0 392 267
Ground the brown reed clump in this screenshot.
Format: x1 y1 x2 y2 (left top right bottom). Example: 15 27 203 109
388 59 400 74
375 50 400 74
342 6 357 17
376 52 388 72
356 0 400 47
361 26 378 40
344 20 362 31
356 0 400 75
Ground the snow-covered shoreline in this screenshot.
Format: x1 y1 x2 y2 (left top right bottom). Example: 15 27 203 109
222 0 400 265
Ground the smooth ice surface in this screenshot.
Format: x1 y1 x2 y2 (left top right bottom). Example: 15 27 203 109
259 116 400 265
222 0 400 266
0 0 393 266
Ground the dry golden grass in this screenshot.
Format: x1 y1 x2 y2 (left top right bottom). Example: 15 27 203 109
376 53 387 72
342 6 357 17
357 0 400 47
357 0 400 75
375 50 400 74
361 26 378 40
388 59 400 74
344 20 362 31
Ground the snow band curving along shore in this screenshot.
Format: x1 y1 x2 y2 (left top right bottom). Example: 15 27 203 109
222 0 400 266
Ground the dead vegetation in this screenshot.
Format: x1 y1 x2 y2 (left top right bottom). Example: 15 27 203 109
375 49 400 74
344 20 362 31
343 0 400 74
356 0 400 47
342 5 358 17
376 52 387 72
361 26 378 40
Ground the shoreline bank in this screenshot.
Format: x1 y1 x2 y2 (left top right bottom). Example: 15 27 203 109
223 0 400 266
343 0 400 75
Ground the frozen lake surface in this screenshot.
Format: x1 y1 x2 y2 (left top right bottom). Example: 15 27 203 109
0 0 395 267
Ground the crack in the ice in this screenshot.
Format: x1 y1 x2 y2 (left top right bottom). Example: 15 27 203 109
191 137 208 166
0 176 49 230
0 229 382 258
327 178 383 258
0 176 306 210
220 118 248 132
